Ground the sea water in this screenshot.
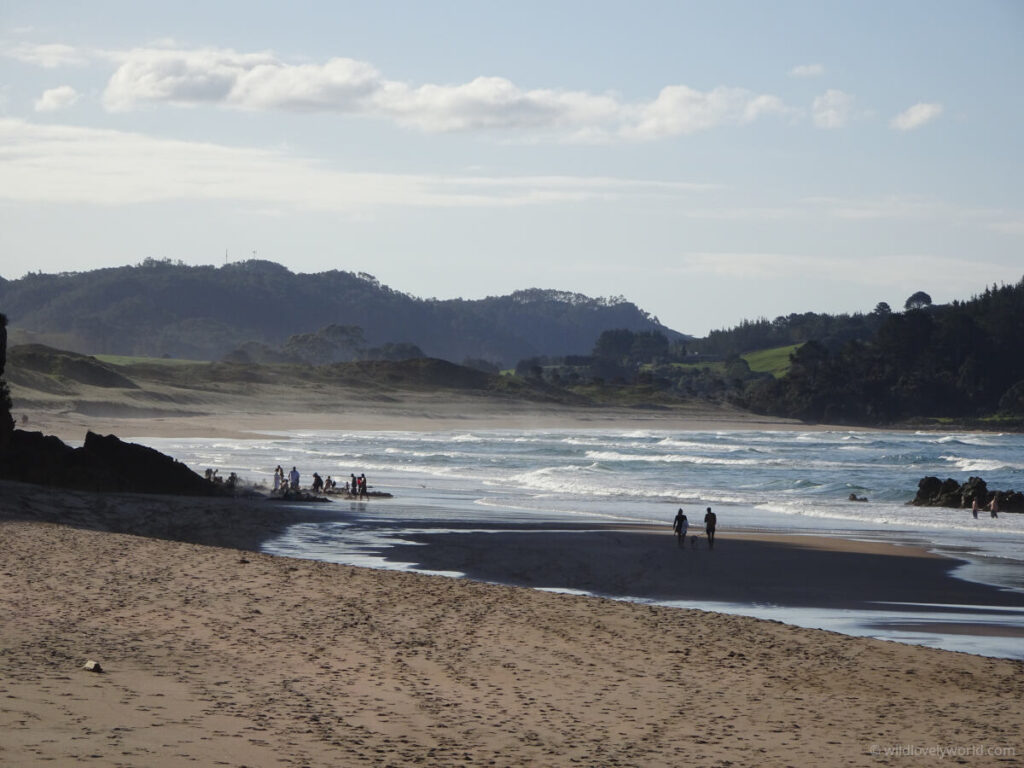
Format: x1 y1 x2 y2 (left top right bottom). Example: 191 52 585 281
140 428 1024 658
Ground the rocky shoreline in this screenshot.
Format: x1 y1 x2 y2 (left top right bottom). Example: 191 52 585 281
911 475 1023 512
0 428 226 496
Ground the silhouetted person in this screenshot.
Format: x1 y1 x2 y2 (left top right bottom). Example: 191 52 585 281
704 506 717 549
673 508 689 547
972 498 980 519
289 466 300 491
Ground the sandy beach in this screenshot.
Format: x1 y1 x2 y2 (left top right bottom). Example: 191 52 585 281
2 479 1022 766
9 370 816 443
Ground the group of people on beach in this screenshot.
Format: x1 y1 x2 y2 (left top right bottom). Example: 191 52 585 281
672 507 716 549
272 465 370 498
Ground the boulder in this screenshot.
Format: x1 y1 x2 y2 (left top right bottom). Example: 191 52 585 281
910 476 1023 512
80 431 221 495
913 476 944 504
993 490 1024 512
935 477 963 507
0 429 226 496
960 476 989 506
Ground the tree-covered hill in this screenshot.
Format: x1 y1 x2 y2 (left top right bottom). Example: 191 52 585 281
505 281 1024 427
741 281 1024 424
692 306 894 357
0 260 684 367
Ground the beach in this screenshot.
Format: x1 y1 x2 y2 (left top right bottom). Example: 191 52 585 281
10 377 814 443
4 390 1024 765
2 478 1023 766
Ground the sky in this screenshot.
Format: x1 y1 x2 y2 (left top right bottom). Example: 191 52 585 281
1 1 1021 336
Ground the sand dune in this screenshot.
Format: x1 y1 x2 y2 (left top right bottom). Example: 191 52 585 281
8 354 812 442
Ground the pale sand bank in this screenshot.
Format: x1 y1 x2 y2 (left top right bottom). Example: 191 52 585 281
1 483 1023 766
13 387 818 443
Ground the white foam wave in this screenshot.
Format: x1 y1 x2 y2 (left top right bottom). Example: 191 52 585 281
585 450 789 467
940 455 1024 472
383 447 466 459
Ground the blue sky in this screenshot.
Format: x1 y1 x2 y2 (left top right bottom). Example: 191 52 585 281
1 1 1021 335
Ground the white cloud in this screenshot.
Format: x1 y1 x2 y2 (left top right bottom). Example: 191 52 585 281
890 102 943 131
375 77 621 133
0 118 713 210
102 46 282 110
623 86 791 139
100 45 791 137
811 89 853 128
3 42 92 68
789 63 825 78
33 85 80 112
8 42 790 140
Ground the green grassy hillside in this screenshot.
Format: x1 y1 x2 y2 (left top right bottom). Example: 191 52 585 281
743 344 801 378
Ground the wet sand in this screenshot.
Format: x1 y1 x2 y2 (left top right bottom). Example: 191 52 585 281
379 526 1024 613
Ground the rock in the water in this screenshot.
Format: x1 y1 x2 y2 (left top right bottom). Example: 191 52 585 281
910 475 1023 512
960 476 989 506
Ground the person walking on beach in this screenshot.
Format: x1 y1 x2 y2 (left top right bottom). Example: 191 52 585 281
704 507 717 549
289 466 300 491
359 473 368 498
673 508 689 547
990 495 999 518
273 466 282 493
972 498 980 519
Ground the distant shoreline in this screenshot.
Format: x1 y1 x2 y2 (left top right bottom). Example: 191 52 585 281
14 397 822 443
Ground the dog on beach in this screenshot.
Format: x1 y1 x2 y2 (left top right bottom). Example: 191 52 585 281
690 534 703 550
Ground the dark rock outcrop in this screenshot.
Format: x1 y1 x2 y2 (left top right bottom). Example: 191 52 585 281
910 475 1023 512
0 328 221 496
0 313 13 449
0 429 225 496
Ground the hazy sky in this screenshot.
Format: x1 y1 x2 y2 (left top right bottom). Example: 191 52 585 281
1 1 1021 336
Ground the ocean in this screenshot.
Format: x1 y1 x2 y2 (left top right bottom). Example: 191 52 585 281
141 428 1024 659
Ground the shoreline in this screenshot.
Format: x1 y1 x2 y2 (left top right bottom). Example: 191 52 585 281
374 524 1024 612
14 400 827 443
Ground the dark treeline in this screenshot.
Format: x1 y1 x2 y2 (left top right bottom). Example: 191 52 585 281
741 281 1024 424
512 283 1024 425
694 306 896 357
516 327 769 401
0 260 682 367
